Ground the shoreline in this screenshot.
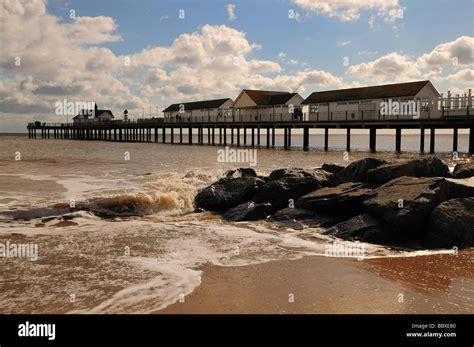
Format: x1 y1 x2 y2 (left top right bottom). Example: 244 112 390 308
157 251 474 314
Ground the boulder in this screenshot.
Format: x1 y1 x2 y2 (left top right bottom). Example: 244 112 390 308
321 163 344 175
222 201 273 221
224 168 257 179
296 182 373 211
426 197 474 248
272 207 316 221
325 214 393 245
365 157 450 184
194 177 264 211
363 176 449 234
253 168 332 209
445 177 474 199
332 158 387 185
453 162 474 179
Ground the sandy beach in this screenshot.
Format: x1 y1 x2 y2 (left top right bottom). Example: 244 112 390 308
159 251 474 314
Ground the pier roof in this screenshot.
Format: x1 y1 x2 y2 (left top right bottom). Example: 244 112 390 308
302 81 437 104
163 98 232 112
243 90 298 106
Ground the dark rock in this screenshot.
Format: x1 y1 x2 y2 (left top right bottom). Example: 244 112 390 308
426 197 474 248
453 162 474 179
225 168 257 179
321 163 344 175
272 207 316 221
307 212 352 228
332 158 387 185
363 176 449 234
365 157 451 184
222 201 273 221
253 168 332 209
325 214 393 244
194 177 264 211
445 177 474 198
296 182 373 211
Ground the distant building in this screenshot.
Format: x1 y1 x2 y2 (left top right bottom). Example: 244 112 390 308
163 98 233 122
302 80 440 121
232 89 304 122
73 103 114 123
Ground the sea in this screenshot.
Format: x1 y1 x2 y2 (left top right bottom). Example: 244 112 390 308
0 132 472 313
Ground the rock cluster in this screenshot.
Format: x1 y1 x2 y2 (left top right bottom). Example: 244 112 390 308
194 157 474 249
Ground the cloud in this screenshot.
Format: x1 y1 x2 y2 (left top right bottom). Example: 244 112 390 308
0 0 146 123
133 24 341 101
226 4 237 21
337 40 351 47
293 0 404 23
0 1 343 131
417 36 474 73
368 15 375 30
347 36 474 85
442 69 474 85
347 52 421 83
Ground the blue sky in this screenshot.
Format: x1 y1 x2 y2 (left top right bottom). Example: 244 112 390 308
0 0 473 131
45 0 473 77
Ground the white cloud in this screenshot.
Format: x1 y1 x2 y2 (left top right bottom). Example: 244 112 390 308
368 15 375 30
0 0 147 125
337 40 351 47
417 36 474 73
442 69 474 85
0 1 343 131
347 36 474 85
347 52 421 83
226 4 237 21
293 0 404 23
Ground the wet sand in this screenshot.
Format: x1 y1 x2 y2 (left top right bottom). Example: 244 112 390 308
158 251 474 314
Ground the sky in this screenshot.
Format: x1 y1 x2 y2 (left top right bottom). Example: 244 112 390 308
0 0 473 132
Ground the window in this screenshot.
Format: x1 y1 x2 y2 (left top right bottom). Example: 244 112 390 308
310 105 319 114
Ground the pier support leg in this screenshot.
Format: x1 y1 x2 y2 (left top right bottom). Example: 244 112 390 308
224 128 227 146
219 128 222 145
171 128 174 144
237 128 240 146
266 128 270 148
303 127 309 151
430 128 435 154
207 128 210 144
212 127 215 145
154 128 158 142
324 128 329 151
369 128 376 153
180 127 183 144
346 128 351 152
162 128 166 143
251 128 255 147
188 128 192 144
453 128 458 153
395 127 401 153
271 127 275 147
231 128 234 145
284 128 288 149
243 128 247 145
288 128 291 148
257 128 260 146
420 128 425 153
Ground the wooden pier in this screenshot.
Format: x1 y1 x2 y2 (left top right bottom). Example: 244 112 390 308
27 116 474 154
